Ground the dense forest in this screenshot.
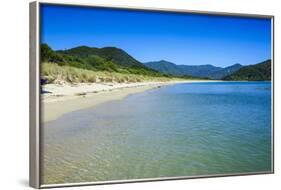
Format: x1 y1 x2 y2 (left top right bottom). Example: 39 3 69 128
223 60 271 81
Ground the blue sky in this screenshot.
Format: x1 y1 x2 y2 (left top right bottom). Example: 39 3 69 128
40 4 272 67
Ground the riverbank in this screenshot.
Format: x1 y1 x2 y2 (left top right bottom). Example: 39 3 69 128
42 80 215 122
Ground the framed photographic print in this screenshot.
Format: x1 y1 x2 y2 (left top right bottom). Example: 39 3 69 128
29 1 274 188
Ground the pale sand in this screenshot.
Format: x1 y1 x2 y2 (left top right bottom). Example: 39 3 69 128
42 80 216 122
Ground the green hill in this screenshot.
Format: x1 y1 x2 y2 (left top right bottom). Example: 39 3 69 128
223 60 271 81
41 44 164 77
40 44 187 84
60 46 146 68
41 44 95 70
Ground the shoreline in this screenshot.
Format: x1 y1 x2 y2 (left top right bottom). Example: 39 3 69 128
42 80 218 122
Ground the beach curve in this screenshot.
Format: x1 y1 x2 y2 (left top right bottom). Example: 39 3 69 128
42 80 216 122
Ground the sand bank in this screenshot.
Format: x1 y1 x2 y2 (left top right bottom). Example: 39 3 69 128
42 80 215 122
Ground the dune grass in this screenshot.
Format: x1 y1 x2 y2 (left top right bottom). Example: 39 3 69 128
41 62 179 84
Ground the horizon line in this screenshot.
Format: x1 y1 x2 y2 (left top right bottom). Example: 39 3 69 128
41 43 271 68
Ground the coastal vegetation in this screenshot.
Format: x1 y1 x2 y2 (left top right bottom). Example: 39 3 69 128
42 62 175 84
41 44 164 76
41 44 201 84
223 59 271 81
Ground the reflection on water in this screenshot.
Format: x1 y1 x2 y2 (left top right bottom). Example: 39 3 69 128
42 82 272 185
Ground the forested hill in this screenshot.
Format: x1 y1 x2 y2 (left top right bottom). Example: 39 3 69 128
41 44 165 77
59 46 147 68
223 60 271 81
208 64 243 79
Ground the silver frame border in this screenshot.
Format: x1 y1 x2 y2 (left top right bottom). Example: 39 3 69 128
30 1 40 188
29 1 275 189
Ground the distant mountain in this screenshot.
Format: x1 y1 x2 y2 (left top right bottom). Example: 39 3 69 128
223 60 271 81
144 60 184 76
144 60 241 79
208 63 243 79
178 64 222 78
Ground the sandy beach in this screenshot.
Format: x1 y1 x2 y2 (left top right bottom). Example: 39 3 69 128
42 80 214 122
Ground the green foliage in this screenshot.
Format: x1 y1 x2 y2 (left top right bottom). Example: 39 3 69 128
40 43 167 78
84 55 119 72
42 62 177 84
41 43 96 71
63 46 146 68
208 64 243 79
223 60 271 81
41 44 64 63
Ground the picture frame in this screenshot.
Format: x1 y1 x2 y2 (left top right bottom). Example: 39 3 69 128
30 1 274 188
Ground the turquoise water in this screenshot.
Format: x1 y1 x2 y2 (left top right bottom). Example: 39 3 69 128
42 82 272 184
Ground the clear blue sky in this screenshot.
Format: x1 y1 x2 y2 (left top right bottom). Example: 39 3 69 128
41 4 271 67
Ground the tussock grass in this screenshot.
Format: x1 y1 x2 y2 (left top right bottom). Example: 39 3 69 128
41 63 177 84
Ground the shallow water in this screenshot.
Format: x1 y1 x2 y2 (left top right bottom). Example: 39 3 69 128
41 82 272 184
